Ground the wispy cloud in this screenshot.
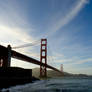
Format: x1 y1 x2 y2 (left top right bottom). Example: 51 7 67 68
71 58 92 65
0 1 37 47
57 57 92 65
64 65 92 75
11 58 39 69
45 0 88 37
0 25 34 46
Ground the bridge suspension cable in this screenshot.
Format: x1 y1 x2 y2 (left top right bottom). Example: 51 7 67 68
48 44 56 68
12 40 40 49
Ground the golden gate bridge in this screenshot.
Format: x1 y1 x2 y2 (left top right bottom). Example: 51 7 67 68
0 39 63 78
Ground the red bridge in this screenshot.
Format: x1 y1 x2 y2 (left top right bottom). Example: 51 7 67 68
0 39 62 78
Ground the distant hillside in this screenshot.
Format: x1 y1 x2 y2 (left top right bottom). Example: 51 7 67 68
32 68 64 78
32 68 92 78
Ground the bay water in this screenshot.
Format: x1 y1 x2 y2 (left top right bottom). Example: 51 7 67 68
1 77 92 92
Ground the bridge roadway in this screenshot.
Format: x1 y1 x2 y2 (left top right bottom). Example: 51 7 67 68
0 45 61 73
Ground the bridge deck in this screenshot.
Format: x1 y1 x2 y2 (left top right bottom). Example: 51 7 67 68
0 45 62 73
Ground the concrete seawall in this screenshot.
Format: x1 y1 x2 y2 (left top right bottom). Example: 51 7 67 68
0 67 39 89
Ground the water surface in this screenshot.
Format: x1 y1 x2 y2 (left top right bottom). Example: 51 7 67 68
2 77 92 92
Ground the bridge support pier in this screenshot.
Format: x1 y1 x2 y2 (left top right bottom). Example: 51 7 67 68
40 39 47 78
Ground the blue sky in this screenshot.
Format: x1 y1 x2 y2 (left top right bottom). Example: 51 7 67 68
0 0 92 75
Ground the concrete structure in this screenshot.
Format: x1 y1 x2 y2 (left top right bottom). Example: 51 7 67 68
0 67 32 88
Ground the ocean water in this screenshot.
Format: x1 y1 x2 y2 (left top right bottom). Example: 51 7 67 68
1 77 92 92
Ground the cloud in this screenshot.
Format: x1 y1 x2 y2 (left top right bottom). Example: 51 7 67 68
57 57 92 66
64 65 92 75
45 0 88 37
11 58 39 69
0 0 36 46
0 2 37 43
0 25 34 46
72 58 92 65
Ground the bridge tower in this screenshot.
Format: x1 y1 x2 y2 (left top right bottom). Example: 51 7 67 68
0 45 11 67
61 64 63 72
40 39 47 78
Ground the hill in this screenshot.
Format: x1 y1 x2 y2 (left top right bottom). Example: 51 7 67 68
32 68 64 78
32 68 92 78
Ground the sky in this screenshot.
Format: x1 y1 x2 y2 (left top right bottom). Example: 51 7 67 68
0 0 92 75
